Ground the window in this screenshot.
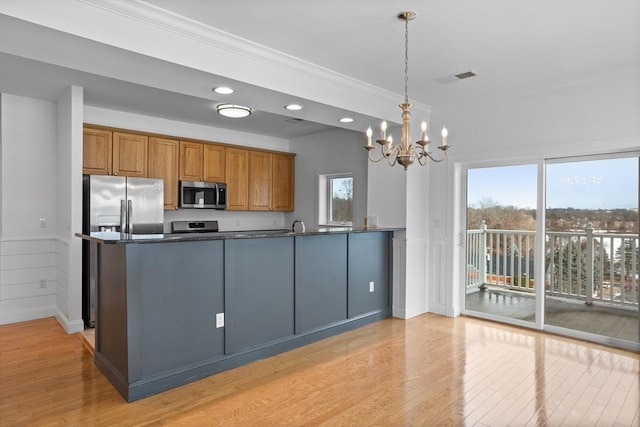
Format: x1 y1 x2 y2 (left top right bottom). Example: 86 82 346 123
319 173 353 226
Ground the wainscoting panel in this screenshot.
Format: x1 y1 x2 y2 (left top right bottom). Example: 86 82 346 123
428 239 448 315
0 238 57 324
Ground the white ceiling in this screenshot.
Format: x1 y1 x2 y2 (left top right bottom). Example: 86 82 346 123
145 0 640 107
1 0 638 139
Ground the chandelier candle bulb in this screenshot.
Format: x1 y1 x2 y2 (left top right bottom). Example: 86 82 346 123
366 127 373 146
381 120 387 140
441 126 448 146
421 121 427 142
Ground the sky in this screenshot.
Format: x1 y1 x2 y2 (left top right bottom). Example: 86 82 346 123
467 157 638 210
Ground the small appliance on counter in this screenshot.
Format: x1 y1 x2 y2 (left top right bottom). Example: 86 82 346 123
180 181 226 209
171 220 220 234
82 174 165 327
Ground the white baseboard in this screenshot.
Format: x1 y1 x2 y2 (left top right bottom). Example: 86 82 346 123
392 307 407 319
427 304 450 317
392 306 430 320
55 308 85 334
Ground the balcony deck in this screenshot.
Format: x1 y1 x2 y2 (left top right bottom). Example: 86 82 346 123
466 288 640 343
466 225 639 346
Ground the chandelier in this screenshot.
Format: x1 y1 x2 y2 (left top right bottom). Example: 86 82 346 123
363 11 450 170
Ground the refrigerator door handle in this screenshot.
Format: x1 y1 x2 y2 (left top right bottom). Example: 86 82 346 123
127 200 133 234
120 200 127 233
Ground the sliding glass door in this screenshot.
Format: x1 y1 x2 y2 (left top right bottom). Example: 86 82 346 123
463 154 639 348
464 164 538 325
545 156 639 345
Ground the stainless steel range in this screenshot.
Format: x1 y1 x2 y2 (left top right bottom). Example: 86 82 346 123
171 220 219 234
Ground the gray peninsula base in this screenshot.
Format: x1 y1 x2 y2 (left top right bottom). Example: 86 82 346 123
89 230 394 401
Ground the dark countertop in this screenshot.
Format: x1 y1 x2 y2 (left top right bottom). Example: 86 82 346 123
75 226 405 244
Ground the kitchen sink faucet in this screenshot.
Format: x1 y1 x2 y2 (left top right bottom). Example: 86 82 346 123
291 220 305 233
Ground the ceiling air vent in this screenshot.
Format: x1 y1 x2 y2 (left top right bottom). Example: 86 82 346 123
455 70 477 80
286 117 305 123
435 69 478 84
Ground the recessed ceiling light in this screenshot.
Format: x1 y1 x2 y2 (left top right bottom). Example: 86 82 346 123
216 104 251 118
285 104 303 111
339 117 354 123
213 86 234 95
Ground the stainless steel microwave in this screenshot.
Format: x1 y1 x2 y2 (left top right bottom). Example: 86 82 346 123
179 180 226 209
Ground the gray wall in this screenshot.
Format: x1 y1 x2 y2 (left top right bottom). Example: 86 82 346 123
289 128 368 228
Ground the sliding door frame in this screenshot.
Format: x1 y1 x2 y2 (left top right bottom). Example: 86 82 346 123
458 151 639 351
459 158 545 330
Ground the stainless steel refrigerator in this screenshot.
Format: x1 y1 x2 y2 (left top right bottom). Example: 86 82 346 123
82 175 164 327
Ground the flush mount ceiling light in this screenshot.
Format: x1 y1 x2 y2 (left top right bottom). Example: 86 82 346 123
339 117 354 123
216 104 252 118
213 86 234 95
285 104 303 111
363 11 451 170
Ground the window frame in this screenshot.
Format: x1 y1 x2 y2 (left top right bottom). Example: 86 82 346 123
318 172 354 227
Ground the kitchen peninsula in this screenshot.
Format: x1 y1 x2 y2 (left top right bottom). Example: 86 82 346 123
77 227 401 401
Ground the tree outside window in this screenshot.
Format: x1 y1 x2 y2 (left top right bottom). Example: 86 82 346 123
328 175 353 225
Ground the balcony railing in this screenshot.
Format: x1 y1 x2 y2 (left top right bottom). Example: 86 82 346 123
466 222 639 308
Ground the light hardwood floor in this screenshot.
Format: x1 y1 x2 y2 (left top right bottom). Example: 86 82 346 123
1 314 638 426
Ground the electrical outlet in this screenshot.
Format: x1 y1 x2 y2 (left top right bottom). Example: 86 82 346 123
39 279 47 289
216 312 224 328
39 218 46 228
369 281 375 293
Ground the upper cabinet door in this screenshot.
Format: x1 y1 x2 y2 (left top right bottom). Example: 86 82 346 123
149 137 179 210
179 141 203 181
113 132 148 177
83 128 113 175
225 147 249 210
203 144 226 182
249 151 273 211
272 153 295 212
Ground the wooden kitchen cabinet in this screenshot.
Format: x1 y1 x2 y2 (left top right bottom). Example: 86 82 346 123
225 147 249 210
248 151 295 211
179 141 225 182
272 153 295 211
83 128 148 177
203 144 225 182
83 124 295 212
179 141 203 181
248 151 272 211
112 132 148 177
149 137 179 210
83 127 112 175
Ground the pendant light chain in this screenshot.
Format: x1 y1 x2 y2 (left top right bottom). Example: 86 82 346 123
404 16 410 104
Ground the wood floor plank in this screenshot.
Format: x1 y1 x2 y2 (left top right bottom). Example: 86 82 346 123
1 315 638 426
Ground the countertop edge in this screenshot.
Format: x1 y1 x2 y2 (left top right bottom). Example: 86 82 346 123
75 227 405 244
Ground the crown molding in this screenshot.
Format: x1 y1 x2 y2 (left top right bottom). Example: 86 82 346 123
75 0 430 118
1 0 431 121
